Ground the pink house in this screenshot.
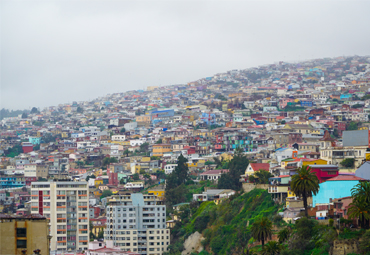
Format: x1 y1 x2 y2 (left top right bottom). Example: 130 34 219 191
279 98 295 109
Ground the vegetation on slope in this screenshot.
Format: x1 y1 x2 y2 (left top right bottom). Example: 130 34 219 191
166 189 280 255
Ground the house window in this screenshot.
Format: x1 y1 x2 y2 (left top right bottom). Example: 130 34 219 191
17 240 27 248
17 228 27 237
327 171 337 175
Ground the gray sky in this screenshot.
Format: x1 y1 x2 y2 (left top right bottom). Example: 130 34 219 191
1 0 370 110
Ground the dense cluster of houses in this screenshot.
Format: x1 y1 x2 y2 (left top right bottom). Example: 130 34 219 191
1 55 370 253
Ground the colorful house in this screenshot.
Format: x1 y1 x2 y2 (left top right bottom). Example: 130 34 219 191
245 163 270 176
312 175 365 206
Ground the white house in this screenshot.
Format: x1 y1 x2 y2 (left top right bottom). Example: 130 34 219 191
164 164 177 174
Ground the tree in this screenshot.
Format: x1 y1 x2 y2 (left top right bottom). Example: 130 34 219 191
86 175 96 182
217 148 249 190
249 170 273 184
132 173 140 181
348 181 370 229
340 158 355 168
30 107 39 114
281 120 286 124
151 156 160 160
347 121 358 130
124 149 130 157
21 112 28 119
359 230 370 253
100 190 113 199
120 127 126 134
278 228 290 244
97 230 104 239
262 241 283 255
333 128 339 138
156 139 162 144
77 106 83 113
140 142 149 152
103 157 118 167
143 173 151 184
352 104 364 109
251 217 273 247
290 165 319 217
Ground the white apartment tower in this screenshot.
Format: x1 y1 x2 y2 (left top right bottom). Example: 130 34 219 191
31 181 89 252
105 193 170 255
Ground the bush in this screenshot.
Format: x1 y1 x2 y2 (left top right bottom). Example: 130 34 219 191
329 219 334 227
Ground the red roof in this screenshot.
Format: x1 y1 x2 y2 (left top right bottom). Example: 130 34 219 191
279 175 290 178
250 163 270 172
327 175 366 181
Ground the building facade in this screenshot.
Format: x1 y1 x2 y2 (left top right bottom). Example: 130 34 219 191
31 181 89 252
0 214 50 255
105 193 170 255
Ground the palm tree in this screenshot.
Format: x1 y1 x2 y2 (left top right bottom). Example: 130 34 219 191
351 181 370 204
348 198 370 229
277 228 290 244
290 165 319 217
251 217 272 247
261 241 282 255
349 182 370 228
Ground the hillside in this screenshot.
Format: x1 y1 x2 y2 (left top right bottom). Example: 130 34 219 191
166 189 280 255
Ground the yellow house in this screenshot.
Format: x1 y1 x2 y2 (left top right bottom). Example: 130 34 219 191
136 115 151 123
152 144 172 157
303 159 327 166
61 132 69 138
0 214 50 255
94 179 103 188
141 157 151 162
94 169 103 176
148 189 165 200
94 189 102 197
131 164 141 174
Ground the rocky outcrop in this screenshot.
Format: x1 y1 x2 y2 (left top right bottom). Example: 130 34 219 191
181 231 205 255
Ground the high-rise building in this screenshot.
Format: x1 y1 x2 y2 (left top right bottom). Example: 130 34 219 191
31 181 89 252
105 193 170 255
0 214 50 255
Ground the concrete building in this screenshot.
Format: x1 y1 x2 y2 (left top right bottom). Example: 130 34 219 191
31 181 89 252
105 193 170 255
0 214 50 255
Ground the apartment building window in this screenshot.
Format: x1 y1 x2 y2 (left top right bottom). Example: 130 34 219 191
17 240 27 248
17 228 27 237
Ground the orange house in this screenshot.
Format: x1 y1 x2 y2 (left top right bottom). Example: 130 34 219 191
152 144 172 157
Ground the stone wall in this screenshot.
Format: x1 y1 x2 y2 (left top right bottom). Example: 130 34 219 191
242 183 269 193
330 239 359 255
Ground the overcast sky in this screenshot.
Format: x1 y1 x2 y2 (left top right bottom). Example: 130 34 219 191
1 0 370 110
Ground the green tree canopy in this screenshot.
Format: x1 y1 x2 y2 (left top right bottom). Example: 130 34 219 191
348 181 370 228
251 217 273 247
30 107 39 114
290 165 319 217
100 190 113 199
217 148 249 190
340 158 355 168
249 170 273 184
347 121 358 130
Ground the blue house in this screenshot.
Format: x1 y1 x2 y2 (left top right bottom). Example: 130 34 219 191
29 137 41 145
340 94 352 100
312 175 365 207
300 100 313 107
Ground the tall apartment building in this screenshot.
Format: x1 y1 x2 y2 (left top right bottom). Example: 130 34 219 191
105 193 170 255
31 181 89 252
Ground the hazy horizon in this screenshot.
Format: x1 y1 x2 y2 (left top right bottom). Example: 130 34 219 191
2 0 370 110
